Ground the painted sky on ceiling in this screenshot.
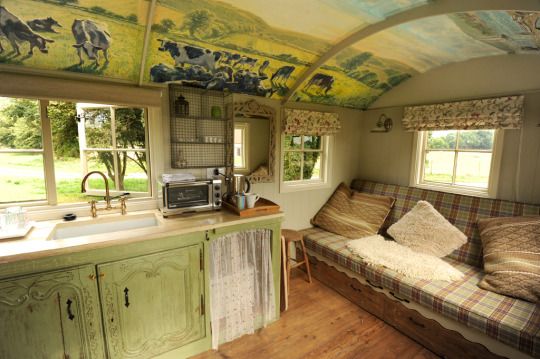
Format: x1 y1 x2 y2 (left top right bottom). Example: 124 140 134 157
0 1 539 110
293 10 540 109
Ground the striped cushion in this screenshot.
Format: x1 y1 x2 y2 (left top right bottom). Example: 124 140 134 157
351 180 540 268
311 183 395 239
301 227 540 358
478 216 540 303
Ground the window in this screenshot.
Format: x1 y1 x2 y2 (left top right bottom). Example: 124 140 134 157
411 129 503 197
0 96 150 207
234 123 249 172
280 134 330 192
0 98 46 203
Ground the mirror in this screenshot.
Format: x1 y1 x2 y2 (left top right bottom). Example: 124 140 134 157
233 99 275 183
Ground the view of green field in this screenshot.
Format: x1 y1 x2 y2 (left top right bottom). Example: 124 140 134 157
0 153 147 204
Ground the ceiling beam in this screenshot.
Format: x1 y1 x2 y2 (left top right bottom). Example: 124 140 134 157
282 0 540 104
138 0 158 86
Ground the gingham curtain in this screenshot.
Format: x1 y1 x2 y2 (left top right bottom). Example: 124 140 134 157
402 95 524 131
283 108 340 135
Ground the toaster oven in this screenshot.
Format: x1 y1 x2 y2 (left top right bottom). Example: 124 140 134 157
159 179 222 217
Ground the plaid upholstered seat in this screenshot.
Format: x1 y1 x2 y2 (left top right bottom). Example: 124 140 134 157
301 227 540 357
351 180 540 268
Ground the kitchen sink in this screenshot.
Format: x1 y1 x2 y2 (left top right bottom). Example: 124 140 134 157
49 213 160 240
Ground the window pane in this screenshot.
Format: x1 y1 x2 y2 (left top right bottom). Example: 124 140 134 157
427 130 457 150
0 153 46 203
423 151 455 184
458 130 494 150
85 151 116 190
0 97 42 150
303 136 321 150
119 151 149 193
304 152 321 180
283 152 302 181
455 152 492 188
114 108 146 149
234 127 245 168
284 135 301 150
81 106 112 148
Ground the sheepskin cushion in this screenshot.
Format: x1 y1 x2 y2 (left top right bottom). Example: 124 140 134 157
346 235 464 281
311 183 395 239
478 216 540 303
387 200 467 257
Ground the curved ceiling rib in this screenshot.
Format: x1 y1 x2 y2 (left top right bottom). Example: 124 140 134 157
285 0 540 108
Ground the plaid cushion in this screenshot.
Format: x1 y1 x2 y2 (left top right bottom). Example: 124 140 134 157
301 227 540 358
351 180 540 268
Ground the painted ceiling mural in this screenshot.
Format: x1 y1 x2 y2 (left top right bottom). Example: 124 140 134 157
293 10 540 109
0 1 539 110
144 0 429 98
0 0 150 82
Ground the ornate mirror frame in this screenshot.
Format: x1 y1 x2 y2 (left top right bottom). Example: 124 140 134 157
233 99 275 183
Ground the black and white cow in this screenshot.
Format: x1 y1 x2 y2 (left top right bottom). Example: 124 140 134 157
72 19 111 66
233 55 257 69
270 65 295 86
304 73 334 95
157 39 221 72
0 6 54 56
27 17 61 33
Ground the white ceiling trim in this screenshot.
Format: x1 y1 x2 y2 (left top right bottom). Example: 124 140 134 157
282 0 540 104
138 0 158 86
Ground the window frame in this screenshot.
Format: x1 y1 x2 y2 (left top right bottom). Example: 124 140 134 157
280 133 332 193
233 122 250 174
77 104 151 198
410 129 504 198
0 96 154 211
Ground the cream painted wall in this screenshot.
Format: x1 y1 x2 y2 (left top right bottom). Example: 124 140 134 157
161 90 363 229
359 55 540 204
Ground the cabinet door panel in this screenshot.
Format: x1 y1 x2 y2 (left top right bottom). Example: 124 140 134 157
98 245 204 359
0 265 105 359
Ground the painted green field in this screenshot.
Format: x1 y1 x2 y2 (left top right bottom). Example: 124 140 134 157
0 0 146 82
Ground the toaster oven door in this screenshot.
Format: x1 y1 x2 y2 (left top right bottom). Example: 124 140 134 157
165 182 211 209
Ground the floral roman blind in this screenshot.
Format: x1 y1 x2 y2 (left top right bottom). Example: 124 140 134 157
283 109 340 135
402 95 524 131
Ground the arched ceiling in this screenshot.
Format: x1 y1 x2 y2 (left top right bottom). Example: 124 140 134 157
1 0 540 110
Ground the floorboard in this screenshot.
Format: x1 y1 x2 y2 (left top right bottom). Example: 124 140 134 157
192 272 439 359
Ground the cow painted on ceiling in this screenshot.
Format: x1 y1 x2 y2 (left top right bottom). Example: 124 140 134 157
0 6 54 56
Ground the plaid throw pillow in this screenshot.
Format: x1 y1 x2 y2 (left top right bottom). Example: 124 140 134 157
478 216 540 303
311 183 395 239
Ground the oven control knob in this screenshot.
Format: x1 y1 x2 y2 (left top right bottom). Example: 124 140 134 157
215 193 220 198
215 200 222 206
214 185 220 191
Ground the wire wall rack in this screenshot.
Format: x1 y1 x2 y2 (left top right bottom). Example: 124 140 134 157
168 85 233 169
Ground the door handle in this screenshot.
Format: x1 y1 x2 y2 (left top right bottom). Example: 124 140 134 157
66 299 75 321
124 287 130 308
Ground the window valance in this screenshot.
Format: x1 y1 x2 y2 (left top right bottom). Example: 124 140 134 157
283 109 340 136
402 95 524 131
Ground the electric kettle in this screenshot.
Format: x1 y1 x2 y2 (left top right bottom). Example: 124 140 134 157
231 174 251 195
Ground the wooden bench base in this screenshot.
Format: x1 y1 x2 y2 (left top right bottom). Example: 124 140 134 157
307 254 505 359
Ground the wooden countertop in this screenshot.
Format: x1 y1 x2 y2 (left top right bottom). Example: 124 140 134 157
0 209 284 265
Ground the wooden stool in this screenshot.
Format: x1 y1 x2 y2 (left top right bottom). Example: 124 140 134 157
282 229 312 285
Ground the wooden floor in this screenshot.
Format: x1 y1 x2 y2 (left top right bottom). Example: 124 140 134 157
193 271 439 359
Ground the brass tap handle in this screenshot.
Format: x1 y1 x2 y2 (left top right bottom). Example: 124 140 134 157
88 200 98 218
119 197 128 215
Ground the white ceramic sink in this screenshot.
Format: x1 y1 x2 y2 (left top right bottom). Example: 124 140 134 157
49 214 160 240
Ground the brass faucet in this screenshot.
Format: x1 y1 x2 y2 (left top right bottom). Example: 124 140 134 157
81 171 127 218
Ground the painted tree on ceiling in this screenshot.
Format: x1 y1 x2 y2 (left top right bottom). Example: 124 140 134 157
0 1 539 110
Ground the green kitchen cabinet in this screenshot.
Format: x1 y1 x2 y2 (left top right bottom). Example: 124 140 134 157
0 265 106 359
97 244 205 359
